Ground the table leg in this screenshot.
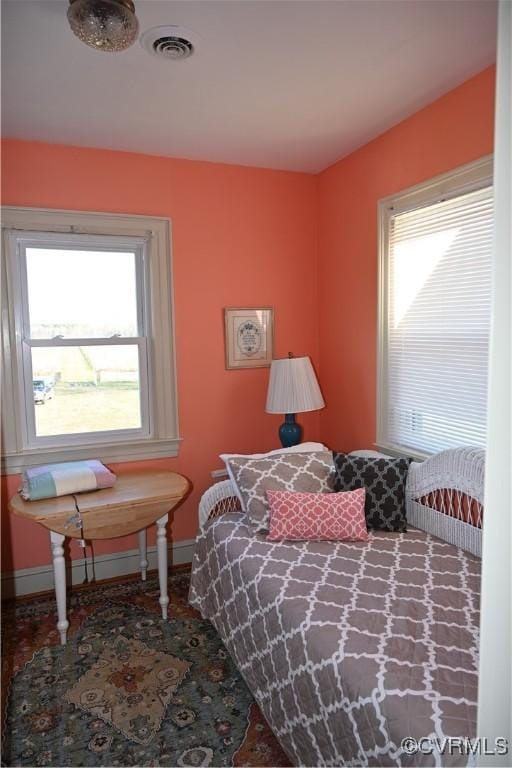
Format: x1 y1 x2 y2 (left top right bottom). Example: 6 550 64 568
156 514 169 620
50 531 69 645
138 529 148 581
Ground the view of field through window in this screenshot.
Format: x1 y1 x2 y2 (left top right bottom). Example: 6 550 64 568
26 247 143 436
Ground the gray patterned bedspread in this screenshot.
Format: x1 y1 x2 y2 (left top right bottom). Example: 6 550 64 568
189 514 480 767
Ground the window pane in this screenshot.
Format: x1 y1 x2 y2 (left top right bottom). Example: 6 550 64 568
31 345 142 436
384 186 492 454
26 248 138 338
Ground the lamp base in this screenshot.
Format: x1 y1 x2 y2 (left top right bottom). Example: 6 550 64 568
278 414 302 448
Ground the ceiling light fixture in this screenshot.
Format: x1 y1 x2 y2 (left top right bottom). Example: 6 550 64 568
67 0 139 52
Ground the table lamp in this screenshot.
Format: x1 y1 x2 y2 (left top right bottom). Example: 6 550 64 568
266 354 325 447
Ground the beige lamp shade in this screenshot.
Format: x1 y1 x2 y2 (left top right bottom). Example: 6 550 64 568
266 356 325 414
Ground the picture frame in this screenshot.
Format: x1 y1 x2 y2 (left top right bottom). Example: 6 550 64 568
224 307 274 369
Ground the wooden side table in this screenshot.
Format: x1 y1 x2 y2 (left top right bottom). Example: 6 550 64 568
8 470 190 644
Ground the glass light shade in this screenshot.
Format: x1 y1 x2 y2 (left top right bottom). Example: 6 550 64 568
68 0 139 52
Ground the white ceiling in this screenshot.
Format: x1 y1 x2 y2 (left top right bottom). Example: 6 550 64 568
1 0 497 173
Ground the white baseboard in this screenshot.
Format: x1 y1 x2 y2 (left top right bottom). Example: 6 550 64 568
1 538 196 600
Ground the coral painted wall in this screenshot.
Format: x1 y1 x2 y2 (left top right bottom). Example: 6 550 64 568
0 142 320 572
1 65 496 577
317 66 495 452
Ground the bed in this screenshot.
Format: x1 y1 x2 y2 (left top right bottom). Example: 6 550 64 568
189 447 484 767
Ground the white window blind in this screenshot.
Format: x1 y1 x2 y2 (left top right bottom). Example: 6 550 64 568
382 184 493 456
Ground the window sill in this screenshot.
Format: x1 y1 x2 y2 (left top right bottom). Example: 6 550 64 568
1 437 182 475
373 442 430 463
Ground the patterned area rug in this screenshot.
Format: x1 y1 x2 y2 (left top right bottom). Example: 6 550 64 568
1 569 290 767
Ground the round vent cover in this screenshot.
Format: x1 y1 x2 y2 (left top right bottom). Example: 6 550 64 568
140 25 199 60
153 36 193 60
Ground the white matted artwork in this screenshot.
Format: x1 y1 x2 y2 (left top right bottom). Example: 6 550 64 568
224 308 273 369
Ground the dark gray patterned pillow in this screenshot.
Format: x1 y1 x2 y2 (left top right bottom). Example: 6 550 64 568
332 453 409 531
227 452 335 533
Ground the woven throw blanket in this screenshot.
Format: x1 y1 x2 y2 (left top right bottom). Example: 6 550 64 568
20 460 116 501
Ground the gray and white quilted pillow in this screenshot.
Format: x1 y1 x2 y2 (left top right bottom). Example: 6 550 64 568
332 452 409 531
227 451 335 532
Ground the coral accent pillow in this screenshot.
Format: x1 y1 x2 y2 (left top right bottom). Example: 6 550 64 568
266 488 368 542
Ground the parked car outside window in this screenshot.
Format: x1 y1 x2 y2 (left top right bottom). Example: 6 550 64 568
33 379 54 405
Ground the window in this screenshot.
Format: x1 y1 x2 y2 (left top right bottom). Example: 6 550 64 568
1 208 180 472
377 156 493 457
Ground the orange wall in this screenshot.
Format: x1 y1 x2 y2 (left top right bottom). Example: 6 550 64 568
1 65 496 575
317 66 495 452
1 142 320 572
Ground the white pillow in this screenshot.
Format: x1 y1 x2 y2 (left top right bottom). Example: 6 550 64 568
220 442 328 510
349 449 390 458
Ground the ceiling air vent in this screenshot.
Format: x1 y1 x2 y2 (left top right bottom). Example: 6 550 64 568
141 26 199 61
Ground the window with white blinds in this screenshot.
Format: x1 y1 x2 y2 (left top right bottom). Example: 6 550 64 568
378 157 493 457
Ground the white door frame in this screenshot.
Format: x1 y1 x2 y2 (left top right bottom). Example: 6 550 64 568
477 1 512 763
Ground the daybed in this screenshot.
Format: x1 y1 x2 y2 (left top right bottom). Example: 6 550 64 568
189 447 484 767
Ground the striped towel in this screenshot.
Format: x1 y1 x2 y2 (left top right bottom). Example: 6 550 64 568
20 460 116 501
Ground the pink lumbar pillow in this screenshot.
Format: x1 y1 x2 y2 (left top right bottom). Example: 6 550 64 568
266 488 369 542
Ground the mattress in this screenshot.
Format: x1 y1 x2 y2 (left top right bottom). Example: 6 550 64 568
189 513 481 767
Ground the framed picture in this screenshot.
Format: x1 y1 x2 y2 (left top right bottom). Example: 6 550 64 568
224 308 273 369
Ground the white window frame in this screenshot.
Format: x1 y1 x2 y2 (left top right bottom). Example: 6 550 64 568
376 155 493 460
1 207 181 473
